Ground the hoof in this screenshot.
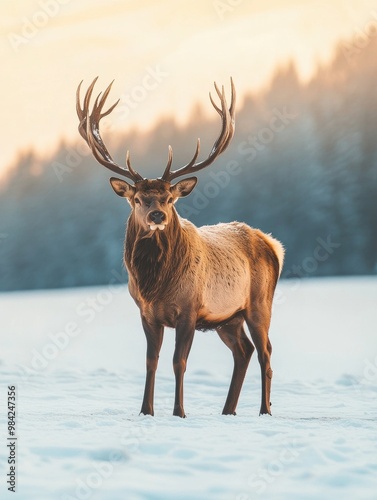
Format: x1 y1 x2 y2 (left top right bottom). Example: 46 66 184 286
259 409 272 416
173 407 186 418
140 408 154 416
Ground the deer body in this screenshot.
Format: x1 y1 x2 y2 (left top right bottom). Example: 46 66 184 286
127 212 280 328
76 77 284 417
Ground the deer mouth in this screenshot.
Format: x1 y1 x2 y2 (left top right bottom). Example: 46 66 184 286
149 224 166 231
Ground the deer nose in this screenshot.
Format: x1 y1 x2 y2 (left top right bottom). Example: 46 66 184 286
149 211 166 224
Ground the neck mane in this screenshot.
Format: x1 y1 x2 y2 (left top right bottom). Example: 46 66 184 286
125 209 188 302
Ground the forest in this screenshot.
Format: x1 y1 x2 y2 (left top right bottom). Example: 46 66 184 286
1 36 376 291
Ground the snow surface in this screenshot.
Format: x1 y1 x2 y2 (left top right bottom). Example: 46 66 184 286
0 277 377 499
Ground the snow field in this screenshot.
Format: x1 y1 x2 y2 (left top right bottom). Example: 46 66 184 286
0 277 376 499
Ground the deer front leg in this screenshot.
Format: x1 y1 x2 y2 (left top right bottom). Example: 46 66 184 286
172 319 196 418
140 318 164 416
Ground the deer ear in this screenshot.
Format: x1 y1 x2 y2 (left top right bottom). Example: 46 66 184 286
170 177 198 198
109 177 135 198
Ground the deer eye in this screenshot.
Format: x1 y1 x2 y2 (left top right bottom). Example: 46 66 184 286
168 198 173 204
134 198 141 205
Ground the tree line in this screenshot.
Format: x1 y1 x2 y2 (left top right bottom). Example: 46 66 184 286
1 36 376 291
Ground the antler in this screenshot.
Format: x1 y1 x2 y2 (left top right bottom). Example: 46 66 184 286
161 77 236 182
76 77 143 183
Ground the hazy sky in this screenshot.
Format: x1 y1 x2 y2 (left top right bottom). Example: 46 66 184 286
1 0 376 176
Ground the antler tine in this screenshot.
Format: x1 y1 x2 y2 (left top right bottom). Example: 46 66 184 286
125 150 143 180
89 86 120 164
76 80 84 121
217 77 236 153
161 146 173 181
209 85 222 115
229 76 236 117
76 79 93 142
77 78 103 144
184 138 201 169
97 80 118 117
76 78 143 183
210 85 231 154
161 141 202 182
162 78 235 183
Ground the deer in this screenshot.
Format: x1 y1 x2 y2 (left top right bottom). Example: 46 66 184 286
76 77 284 417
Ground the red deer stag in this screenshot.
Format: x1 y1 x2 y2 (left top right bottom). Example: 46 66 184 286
76 77 284 417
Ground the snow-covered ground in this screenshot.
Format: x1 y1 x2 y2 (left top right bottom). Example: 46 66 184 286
0 277 376 499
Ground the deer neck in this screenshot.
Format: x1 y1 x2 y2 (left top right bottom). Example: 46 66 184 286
125 209 188 302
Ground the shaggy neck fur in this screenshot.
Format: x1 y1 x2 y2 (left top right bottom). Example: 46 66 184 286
125 208 189 302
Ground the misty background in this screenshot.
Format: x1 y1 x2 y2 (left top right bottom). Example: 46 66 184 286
1 35 377 292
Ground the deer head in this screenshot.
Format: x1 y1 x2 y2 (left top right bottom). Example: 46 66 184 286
108 177 197 232
76 77 236 232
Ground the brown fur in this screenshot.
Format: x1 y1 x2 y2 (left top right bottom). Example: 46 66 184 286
113 178 284 417
76 78 284 417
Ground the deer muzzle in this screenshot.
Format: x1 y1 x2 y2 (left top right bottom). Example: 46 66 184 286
148 211 166 231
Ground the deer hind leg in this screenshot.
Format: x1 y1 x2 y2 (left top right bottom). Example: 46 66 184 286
140 318 164 416
244 304 273 415
217 320 254 415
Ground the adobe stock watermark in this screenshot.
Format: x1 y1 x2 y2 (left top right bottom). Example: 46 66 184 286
362 354 377 384
342 10 377 61
52 142 92 182
17 269 127 381
61 452 124 500
214 0 244 21
116 66 169 119
284 236 341 281
178 106 297 218
274 235 341 305
62 421 156 500
8 0 72 53
236 440 302 498
338 353 377 407
237 107 297 162
178 160 242 218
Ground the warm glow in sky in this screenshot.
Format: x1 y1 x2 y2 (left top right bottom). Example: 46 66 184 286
1 0 376 175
